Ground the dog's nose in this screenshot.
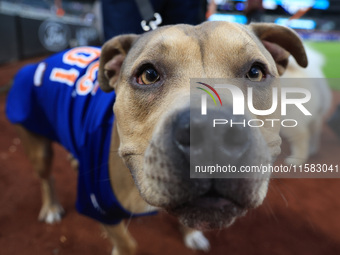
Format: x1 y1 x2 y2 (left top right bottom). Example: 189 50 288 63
174 108 250 163
174 110 190 155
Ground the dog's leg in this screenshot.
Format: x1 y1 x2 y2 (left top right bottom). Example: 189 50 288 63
16 125 64 223
283 126 310 166
103 222 137 255
309 118 322 156
180 225 210 252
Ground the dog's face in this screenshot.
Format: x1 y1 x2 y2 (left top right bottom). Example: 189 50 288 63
98 22 307 230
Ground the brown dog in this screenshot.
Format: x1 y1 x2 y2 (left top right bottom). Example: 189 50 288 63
9 21 307 254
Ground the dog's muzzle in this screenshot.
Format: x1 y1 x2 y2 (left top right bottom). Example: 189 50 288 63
141 105 270 230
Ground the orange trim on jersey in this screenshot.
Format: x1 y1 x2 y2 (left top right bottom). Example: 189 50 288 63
76 61 100 95
50 68 79 86
63 47 101 68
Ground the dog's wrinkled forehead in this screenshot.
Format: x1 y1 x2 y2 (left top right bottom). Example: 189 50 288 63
124 22 276 76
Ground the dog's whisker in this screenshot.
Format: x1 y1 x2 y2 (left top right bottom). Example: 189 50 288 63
263 200 279 223
124 215 133 234
270 180 289 207
272 179 299 201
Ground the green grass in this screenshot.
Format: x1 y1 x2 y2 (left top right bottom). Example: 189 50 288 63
305 41 340 89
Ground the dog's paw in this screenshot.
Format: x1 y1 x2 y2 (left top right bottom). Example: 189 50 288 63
184 230 210 252
111 239 137 255
38 204 65 224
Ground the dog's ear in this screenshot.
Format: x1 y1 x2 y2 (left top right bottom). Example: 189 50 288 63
249 23 308 75
98 34 139 92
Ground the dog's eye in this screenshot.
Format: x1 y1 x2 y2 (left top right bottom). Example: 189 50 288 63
137 68 160 85
246 65 265 82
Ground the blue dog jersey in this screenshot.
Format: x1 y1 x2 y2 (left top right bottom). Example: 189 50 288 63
6 47 155 225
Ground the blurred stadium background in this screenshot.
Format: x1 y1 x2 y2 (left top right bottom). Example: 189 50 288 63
210 1 340 83
1 0 339 81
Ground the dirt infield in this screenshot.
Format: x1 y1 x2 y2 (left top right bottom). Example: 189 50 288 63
1 60 340 255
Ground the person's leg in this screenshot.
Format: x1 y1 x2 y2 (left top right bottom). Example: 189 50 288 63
155 0 206 26
101 0 144 41
101 0 206 41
